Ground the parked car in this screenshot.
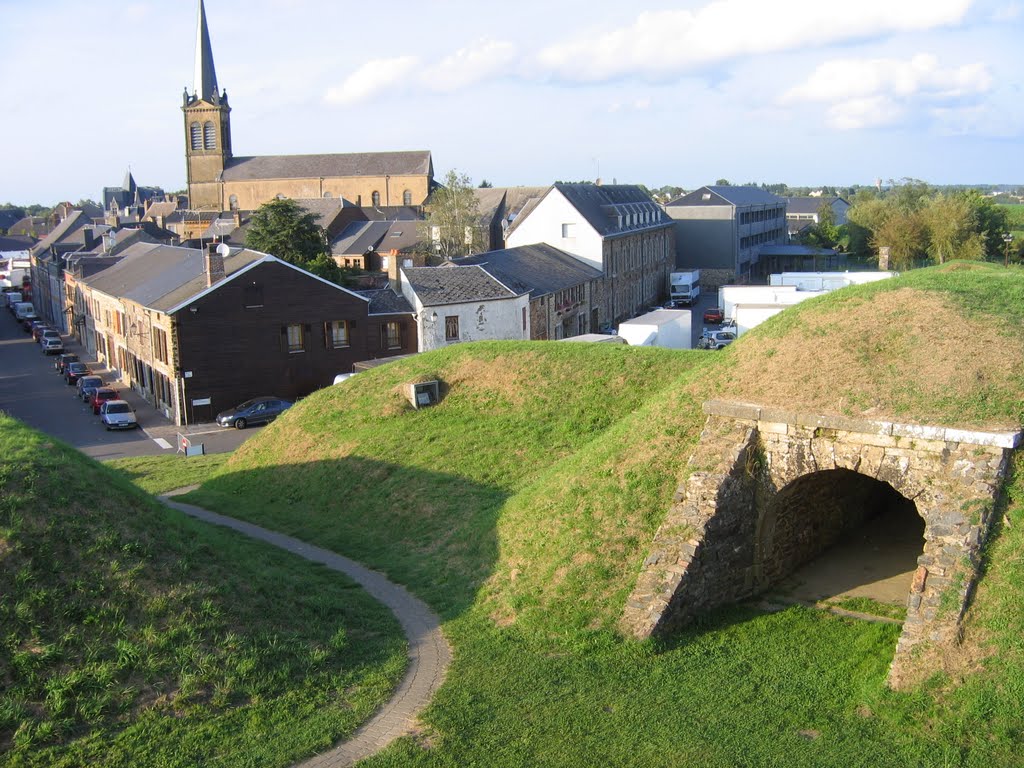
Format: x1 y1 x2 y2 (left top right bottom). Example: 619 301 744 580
215 397 293 429
703 307 725 324
90 387 120 415
696 329 737 350
39 329 61 345
41 337 64 355
29 321 50 340
65 362 90 385
77 375 104 401
55 353 80 374
99 400 138 430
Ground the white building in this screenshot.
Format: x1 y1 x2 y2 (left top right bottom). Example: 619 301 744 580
504 183 674 325
399 265 530 352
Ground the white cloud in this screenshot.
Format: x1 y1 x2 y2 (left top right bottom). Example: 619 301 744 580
536 0 974 82
323 56 419 105
991 2 1022 21
781 53 993 129
421 38 518 91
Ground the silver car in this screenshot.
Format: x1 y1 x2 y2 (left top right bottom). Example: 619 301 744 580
99 400 138 430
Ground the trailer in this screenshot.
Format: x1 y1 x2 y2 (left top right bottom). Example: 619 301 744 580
617 309 692 349
768 271 896 292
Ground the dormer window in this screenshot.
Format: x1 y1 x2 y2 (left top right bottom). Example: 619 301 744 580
702 193 711 201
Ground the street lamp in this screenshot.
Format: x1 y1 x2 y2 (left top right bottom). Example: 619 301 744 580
1004 233 1014 267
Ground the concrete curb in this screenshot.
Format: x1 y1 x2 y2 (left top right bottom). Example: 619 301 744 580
158 491 451 767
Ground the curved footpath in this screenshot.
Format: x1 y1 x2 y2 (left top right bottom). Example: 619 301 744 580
159 492 451 768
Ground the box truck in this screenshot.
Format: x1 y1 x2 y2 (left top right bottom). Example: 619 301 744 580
669 270 700 306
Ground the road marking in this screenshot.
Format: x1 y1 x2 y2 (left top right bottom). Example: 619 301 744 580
153 438 173 449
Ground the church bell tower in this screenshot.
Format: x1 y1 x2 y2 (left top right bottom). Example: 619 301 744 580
182 0 231 210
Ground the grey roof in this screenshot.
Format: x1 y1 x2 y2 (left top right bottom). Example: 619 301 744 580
222 151 432 182
30 211 88 255
551 183 669 238
332 220 421 255
143 201 179 221
357 288 414 315
783 196 848 215
456 243 602 299
402 265 518 305
193 0 219 101
81 242 265 312
359 206 422 221
667 186 785 207
0 234 35 251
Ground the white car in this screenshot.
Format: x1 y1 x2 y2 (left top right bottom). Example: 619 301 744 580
41 337 64 355
99 400 138 430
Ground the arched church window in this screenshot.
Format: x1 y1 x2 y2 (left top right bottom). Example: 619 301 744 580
371 191 381 207
204 122 217 149
229 194 239 210
403 190 412 206
190 122 202 150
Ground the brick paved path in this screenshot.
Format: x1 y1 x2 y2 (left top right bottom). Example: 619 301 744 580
159 494 451 767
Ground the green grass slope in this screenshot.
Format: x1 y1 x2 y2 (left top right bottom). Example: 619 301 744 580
116 264 1024 765
0 415 406 767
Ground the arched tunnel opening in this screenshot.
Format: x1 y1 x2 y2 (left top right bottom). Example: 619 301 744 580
755 468 925 615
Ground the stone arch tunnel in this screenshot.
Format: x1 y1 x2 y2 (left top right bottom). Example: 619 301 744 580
621 401 1020 686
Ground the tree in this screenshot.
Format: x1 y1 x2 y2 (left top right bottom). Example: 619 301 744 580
422 170 486 260
478 179 493 188
715 178 732 186
245 198 329 266
921 194 984 264
804 202 840 249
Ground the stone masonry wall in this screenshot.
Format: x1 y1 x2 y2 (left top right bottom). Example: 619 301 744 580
621 400 1020 687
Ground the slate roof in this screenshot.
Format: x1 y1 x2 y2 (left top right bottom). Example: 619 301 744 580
504 183 667 240
0 235 36 251
401 265 518 306
667 186 785 208
332 220 421 256
30 211 88 256
9 217 51 238
81 242 265 313
143 201 179 221
222 151 432 182
360 206 422 221
456 244 602 299
357 288 414 315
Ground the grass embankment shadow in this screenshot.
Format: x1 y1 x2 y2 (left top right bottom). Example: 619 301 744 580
180 455 509 620
0 416 408 768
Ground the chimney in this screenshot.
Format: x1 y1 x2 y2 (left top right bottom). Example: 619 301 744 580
233 209 242 229
156 215 165 229
205 243 226 287
386 248 401 290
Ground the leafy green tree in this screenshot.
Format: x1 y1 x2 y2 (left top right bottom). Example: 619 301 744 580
422 170 486 260
245 198 329 266
921 194 984 264
478 179 493 188
715 178 732 186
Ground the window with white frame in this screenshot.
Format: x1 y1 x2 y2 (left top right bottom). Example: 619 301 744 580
561 223 576 238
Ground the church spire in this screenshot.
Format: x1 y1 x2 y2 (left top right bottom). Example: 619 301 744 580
193 0 219 101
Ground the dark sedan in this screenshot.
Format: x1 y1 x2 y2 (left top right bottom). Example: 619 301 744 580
65 362 90 385
215 397 293 429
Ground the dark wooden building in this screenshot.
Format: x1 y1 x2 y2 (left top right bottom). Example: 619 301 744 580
77 242 416 425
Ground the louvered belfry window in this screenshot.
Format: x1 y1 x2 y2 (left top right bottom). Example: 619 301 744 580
204 121 217 150
190 122 202 150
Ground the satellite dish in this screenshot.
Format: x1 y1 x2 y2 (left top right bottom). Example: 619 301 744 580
216 242 231 258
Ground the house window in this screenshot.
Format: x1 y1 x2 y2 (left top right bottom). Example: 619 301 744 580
286 323 305 353
445 315 459 341
326 320 350 348
203 121 217 149
153 328 169 364
229 194 239 210
561 223 575 238
382 321 401 349
243 284 264 308
403 190 412 206
372 191 381 207
190 122 202 150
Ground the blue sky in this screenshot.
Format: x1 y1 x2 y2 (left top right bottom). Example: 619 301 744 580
0 0 1021 205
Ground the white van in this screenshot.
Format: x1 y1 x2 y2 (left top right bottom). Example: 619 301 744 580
5 291 23 310
14 302 37 321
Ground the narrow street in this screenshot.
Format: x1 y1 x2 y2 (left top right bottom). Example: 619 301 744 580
0 306 258 460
